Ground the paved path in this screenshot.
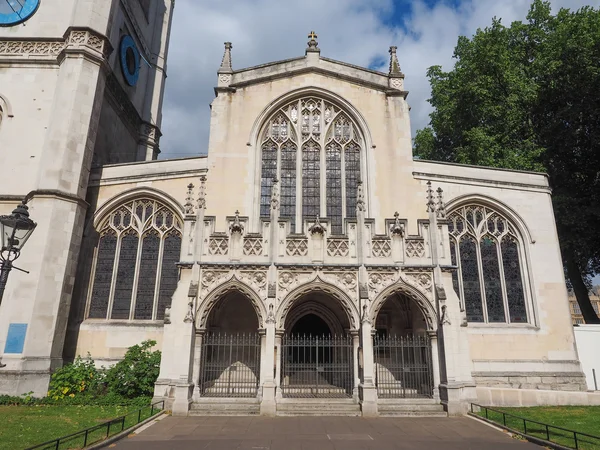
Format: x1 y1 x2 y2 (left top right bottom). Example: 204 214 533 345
111 415 540 449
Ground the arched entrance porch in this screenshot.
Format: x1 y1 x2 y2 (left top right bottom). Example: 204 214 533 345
198 290 262 398
372 293 436 399
278 290 359 399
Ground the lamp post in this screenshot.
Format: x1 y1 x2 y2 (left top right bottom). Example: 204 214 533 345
0 200 37 305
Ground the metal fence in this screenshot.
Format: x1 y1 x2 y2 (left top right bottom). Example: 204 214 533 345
25 401 164 450
373 334 433 399
199 332 261 398
281 334 354 398
471 403 600 450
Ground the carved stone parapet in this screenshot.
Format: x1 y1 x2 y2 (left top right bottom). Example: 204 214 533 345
139 122 162 147
0 39 65 59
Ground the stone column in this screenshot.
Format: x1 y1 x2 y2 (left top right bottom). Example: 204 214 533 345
260 320 277 415
428 330 441 402
191 331 204 402
359 320 378 416
351 330 360 400
275 330 283 399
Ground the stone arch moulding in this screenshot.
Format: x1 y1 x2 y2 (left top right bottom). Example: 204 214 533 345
276 276 360 331
445 193 535 245
249 86 376 230
285 301 346 336
93 187 185 229
0 94 14 118
370 281 439 332
196 275 267 329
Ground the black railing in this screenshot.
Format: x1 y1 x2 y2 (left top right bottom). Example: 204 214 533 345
470 403 600 450
25 400 165 450
199 332 261 398
281 334 354 398
373 334 433 399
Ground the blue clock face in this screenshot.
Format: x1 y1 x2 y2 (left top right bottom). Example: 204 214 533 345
120 35 140 87
0 0 40 26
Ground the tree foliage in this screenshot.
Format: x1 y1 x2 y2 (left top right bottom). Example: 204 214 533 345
415 0 600 323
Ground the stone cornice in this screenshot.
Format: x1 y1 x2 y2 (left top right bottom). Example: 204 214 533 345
0 27 112 66
227 66 408 98
413 171 551 193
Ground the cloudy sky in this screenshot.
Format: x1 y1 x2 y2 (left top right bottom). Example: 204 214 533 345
158 0 600 159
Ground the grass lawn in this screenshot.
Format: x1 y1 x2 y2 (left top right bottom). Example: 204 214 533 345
0 404 156 450
477 406 600 449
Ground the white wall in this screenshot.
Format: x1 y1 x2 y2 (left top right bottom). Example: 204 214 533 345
574 325 600 391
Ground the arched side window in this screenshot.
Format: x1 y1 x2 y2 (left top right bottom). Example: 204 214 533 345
259 97 363 234
87 198 183 321
448 204 529 324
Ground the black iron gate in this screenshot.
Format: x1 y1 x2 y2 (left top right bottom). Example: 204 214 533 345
199 332 261 397
373 334 433 399
281 334 354 398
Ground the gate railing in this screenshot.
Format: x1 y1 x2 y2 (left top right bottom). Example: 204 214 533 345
281 334 354 398
373 334 433 399
199 332 261 398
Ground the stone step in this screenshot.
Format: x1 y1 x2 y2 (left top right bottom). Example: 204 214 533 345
277 399 361 417
378 401 447 417
190 398 260 416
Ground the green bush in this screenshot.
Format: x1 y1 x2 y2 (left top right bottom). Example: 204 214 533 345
0 393 152 407
47 355 102 400
104 340 161 399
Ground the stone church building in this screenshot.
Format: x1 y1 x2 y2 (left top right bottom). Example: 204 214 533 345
1 0 595 416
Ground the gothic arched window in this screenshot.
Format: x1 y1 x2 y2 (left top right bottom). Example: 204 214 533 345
259 97 363 234
87 198 183 321
448 205 529 324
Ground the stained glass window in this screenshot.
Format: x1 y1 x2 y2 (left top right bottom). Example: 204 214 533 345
89 232 117 318
87 198 183 321
260 141 277 218
480 237 505 322
448 205 529 324
134 232 160 320
258 97 363 233
326 142 342 234
502 237 527 323
460 235 484 322
280 142 297 228
345 142 360 219
302 140 320 225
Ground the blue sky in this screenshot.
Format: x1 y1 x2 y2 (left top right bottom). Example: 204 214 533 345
160 0 600 159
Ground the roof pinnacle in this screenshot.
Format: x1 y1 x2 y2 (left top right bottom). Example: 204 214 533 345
306 30 320 54
218 42 233 73
389 46 402 75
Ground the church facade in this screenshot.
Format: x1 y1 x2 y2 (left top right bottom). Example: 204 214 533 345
1 1 595 416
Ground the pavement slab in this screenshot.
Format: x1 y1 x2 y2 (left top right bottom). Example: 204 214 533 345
110 415 541 449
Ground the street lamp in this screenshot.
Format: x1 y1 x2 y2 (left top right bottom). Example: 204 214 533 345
0 200 37 305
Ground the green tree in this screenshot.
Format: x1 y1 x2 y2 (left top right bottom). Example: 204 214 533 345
415 0 600 323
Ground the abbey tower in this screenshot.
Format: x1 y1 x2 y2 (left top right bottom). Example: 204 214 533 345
0 0 174 395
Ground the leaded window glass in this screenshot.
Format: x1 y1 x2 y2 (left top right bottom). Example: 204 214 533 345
448 204 529 324
87 198 183 321
302 140 320 223
280 141 297 228
258 97 363 233
326 142 342 234
260 141 277 218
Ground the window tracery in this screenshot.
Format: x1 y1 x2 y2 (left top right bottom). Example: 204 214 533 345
87 198 183 321
259 97 363 234
448 205 529 324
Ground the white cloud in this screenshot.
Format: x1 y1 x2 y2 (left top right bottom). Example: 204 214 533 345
159 0 600 158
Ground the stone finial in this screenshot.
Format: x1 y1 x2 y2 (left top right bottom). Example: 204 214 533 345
306 30 320 53
390 211 405 236
271 178 280 211
229 210 244 234
436 187 446 219
426 181 436 213
356 180 366 212
389 46 402 75
197 175 207 211
308 215 326 235
184 183 195 215
218 42 233 73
